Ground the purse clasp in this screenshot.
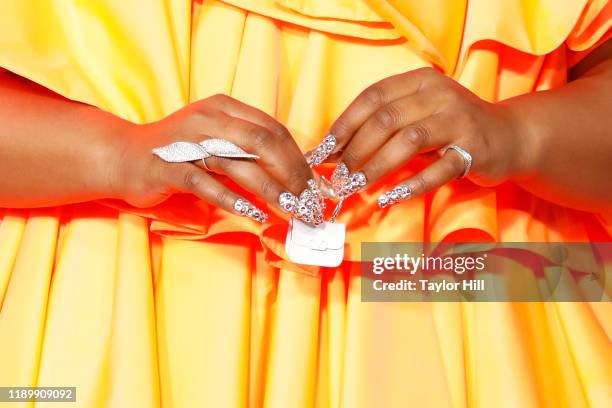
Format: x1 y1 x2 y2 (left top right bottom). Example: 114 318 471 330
309 239 329 251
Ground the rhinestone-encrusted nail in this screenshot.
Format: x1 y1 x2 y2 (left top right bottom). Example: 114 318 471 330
378 184 412 208
331 162 367 199
278 192 298 213
233 198 269 223
278 179 325 225
348 172 367 194
306 134 337 167
331 162 350 194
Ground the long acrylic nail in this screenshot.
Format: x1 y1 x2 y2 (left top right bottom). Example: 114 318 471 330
299 179 325 225
378 184 412 208
233 198 269 223
306 134 337 167
278 191 298 213
332 162 367 199
331 162 349 193
278 179 325 225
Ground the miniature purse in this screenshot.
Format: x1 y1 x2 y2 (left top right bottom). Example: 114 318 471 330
285 218 346 267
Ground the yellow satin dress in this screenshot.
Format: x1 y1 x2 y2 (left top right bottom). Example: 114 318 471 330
0 0 611 407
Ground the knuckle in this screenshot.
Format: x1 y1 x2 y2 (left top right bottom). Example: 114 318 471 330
374 105 402 130
191 109 217 126
260 179 277 197
443 88 461 105
207 93 229 104
363 85 387 107
183 169 203 190
402 123 431 148
417 66 438 79
214 189 231 208
186 105 209 120
250 127 274 149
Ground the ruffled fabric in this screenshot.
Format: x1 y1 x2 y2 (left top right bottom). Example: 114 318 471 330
274 0 385 22
216 0 400 40
220 0 612 74
166 0 610 269
568 0 612 51
0 0 611 406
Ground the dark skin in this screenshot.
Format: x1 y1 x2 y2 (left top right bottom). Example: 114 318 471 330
0 39 611 217
326 39 612 212
0 76 313 220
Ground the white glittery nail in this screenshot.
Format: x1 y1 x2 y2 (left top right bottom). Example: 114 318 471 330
277 179 325 225
331 162 367 199
233 198 268 223
306 134 337 167
378 184 412 208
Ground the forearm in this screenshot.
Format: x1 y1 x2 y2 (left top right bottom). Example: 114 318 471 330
0 72 128 207
505 57 612 212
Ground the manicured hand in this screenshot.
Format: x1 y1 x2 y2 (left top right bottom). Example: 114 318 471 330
308 67 534 208
111 94 324 224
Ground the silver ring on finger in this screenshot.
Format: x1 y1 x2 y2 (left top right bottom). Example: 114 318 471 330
200 157 214 173
440 144 473 178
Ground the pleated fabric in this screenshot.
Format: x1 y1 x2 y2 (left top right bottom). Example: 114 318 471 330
0 0 611 407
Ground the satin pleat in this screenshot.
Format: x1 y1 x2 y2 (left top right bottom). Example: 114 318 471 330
0 1 610 406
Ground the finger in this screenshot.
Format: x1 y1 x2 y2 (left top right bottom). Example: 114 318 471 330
328 67 438 152
328 114 447 201
359 114 451 185
201 156 286 213
159 162 269 223
377 147 467 208
200 156 325 225
340 91 441 171
194 113 313 196
181 96 313 195
201 94 290 141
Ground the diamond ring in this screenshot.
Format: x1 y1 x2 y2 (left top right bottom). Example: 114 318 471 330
441 144 473 178
152 138 259 164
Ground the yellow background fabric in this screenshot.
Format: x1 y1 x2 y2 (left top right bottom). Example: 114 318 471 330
0 0 611 406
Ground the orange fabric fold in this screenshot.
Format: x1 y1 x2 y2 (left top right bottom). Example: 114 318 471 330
1 1 611 406
217 0 400 40
0 0 609 271
98 0 610 270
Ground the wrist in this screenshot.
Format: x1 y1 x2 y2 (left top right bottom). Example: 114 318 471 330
83 110 138 201
498 99 544 181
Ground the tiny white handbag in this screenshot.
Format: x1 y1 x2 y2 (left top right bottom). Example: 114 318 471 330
285 218 346 267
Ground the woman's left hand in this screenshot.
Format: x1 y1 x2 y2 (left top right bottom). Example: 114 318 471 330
312 67 536 208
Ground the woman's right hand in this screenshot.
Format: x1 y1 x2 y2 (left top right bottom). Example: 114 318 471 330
110 94 323 224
